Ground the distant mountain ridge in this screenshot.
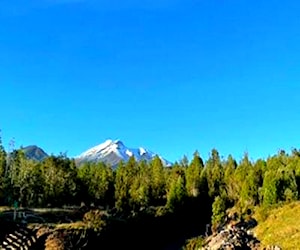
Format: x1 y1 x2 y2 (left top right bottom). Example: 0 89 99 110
19 140 172 167
21 145 48 161
75 139 172 167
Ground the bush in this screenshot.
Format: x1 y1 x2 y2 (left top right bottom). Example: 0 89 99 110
155 206 169 217
211 196 226 230
83 209 107 231
183 236 204 250
254 206 270 222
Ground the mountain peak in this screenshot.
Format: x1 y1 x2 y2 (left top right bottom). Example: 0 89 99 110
114 139 123 144
139 147 147 155
76 139 171 168
21 145 48 161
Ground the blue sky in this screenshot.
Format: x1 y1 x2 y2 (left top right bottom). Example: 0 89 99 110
1 0 300 163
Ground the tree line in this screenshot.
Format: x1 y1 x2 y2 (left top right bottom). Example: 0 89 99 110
1 137 300 229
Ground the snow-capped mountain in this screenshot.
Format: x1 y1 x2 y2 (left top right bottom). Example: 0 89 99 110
76 139 172 167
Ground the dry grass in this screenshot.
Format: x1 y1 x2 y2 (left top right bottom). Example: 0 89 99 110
45 231 65 250
254 201 300 249
0 206 12 212
55 221 87 230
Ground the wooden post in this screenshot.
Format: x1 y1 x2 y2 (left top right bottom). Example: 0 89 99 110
13 200 18 221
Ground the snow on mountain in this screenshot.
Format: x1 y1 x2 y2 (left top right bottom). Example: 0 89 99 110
76 139 172 167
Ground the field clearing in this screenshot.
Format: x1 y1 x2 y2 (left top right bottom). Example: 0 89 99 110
254 202 300 250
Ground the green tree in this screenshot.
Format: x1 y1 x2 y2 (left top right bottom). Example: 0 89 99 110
205 149 224 198
16 158 44 207
239 168 260 210
150 156 166 205
166 169 187 211
78 162 114 207
180 155 189 168
223 155 238 203
235 154 264 210
261 152 298 206
261 170 278 207
0 134 7 204
276 169 298 202
6 149 24 204
114 157 139 213
129 160 151 210
211 195 227 230
185 151 204 197
42 155 77 206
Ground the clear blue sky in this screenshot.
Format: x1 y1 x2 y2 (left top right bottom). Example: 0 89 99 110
1 0 300 163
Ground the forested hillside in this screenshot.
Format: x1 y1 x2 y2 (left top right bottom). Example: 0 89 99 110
1 136 300 249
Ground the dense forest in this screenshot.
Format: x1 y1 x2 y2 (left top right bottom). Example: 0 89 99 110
1 136 300 249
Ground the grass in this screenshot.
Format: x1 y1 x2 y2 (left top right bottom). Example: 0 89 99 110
55 221 87 230
0 206 12 212
183 236 204 250
253 201 300 249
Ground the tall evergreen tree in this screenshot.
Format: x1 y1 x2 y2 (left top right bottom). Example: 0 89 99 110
78 162 114 207
0 133 7 204
166 173 187 212
223 155 238 203
115 157 139 213
205 149 224 198
129 160 151 210
7 149 24 205
150 156 166 205
41 155 77 206
185 151 204 197
16 158 44 207
261 170 278 207
211 195 227 230
180 155 189 168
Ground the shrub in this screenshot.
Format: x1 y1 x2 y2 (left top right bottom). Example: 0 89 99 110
83 209 107 231
183 236 204 250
